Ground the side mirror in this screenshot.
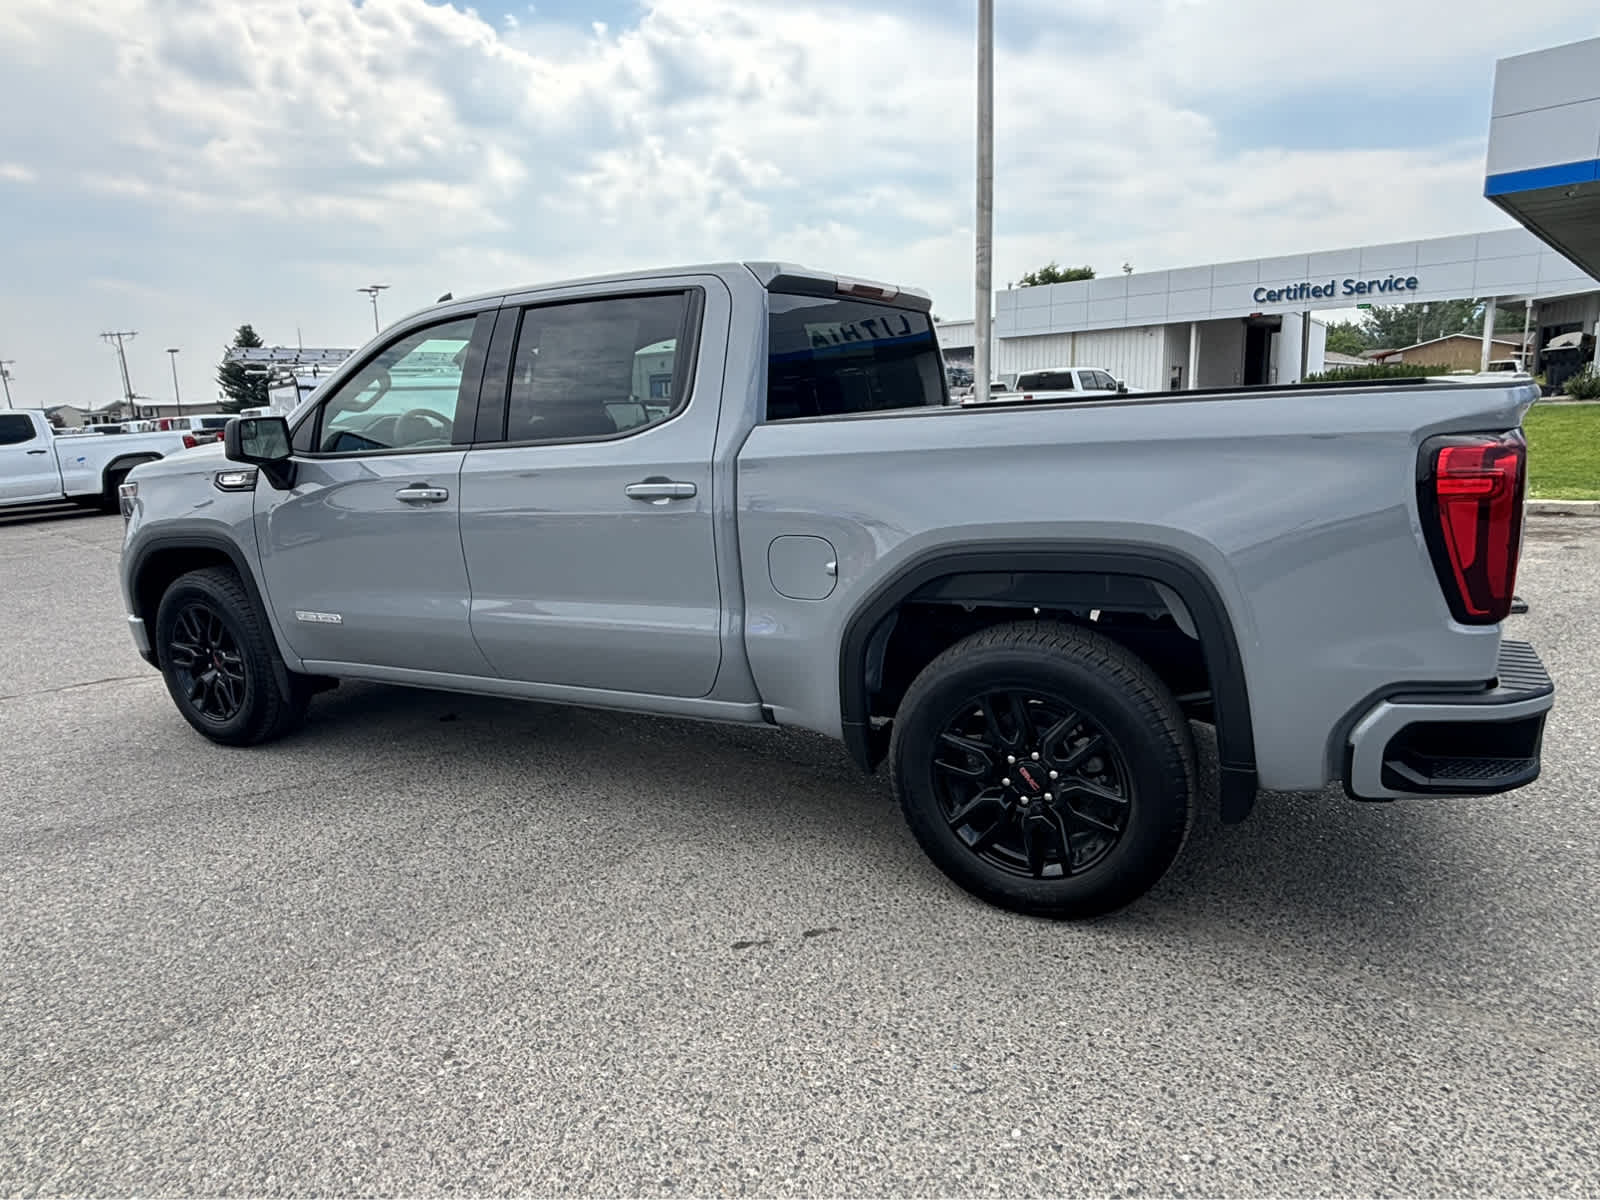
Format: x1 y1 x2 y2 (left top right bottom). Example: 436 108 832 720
1116 379 1127 393
225 415 291 463
224 416 295 489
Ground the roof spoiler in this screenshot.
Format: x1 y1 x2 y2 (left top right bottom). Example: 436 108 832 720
744 262 934 312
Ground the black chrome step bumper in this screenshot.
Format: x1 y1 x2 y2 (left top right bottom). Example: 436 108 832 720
1344 640 1554 801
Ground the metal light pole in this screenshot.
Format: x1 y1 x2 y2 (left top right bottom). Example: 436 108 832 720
357 284 390 334
166 347 182 408
0 359 13 408
972 0 994 407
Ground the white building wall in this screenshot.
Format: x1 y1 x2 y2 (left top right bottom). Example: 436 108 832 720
936 319 976 350
993 227 1599 338
994 327 1165 391
1539 294 1600 327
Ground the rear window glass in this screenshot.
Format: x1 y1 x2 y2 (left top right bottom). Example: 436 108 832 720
200 417 232 429
766 294 946 421
1018 370 1075 391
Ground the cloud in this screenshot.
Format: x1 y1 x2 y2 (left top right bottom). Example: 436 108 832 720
0 0 1594 409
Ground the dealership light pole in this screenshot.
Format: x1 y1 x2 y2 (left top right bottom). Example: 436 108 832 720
0 358 13 408
166 347 182 408
357 284 390 334
972 0 994 407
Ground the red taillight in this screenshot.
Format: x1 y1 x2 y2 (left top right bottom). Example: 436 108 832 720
1419 432 1526 624
182 433 198 448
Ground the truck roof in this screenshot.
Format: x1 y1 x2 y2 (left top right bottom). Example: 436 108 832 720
411 262 934 323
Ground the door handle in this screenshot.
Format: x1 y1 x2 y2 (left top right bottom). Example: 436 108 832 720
26 449 47 455
624 480 697 504
394 485 449 504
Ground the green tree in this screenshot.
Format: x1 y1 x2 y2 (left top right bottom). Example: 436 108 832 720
216 324 269 413
1324 320 1368 356
1017 262 1095 287
1358 300 1528 351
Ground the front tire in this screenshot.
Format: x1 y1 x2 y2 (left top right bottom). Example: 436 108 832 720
891 621 1195 919
154 567 310 746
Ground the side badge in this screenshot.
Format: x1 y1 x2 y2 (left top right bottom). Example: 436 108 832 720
294 610 343 625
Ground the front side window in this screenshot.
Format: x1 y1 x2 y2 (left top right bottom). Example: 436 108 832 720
503 292 694 443
314 316 479 454
766 294 946 421
0 414 36 445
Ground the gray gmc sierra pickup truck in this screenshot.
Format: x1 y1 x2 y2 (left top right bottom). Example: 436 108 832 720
117 262 1555 917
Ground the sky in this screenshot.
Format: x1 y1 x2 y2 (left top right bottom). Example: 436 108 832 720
1 0 1598 410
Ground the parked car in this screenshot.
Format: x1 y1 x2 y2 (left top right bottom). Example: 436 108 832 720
118 261 1554 918
152 414 235 448
0 409 189 511
963 367 1131 406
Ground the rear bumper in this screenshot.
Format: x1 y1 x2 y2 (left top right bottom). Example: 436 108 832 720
1344 640 1554 801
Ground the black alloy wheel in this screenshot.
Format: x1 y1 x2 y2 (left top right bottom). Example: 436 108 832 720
154 566 314 745
934 689 1132 880
890 621 1195 919
166 602 249 723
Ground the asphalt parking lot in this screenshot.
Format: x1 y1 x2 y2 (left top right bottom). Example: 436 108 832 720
2 506 1598 1197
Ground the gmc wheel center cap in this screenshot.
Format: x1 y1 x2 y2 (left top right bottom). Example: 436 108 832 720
1014 763 1045 793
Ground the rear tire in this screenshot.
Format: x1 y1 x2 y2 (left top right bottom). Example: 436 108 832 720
97 469 129 513
890 620 1195 919
154 567 311 746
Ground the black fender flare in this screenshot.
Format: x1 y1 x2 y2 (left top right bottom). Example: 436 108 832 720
101 454 163 492
126 531 299 703
837 541 1259 822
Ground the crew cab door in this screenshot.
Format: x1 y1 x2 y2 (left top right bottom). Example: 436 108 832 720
457 279 729 697
0 412 64 504
252 309 498 676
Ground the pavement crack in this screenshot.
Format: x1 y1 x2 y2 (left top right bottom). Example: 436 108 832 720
0 673 159 703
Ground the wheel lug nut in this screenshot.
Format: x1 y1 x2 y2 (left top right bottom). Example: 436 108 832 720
1001 778 1010 787
1031 752 1040 761
1043 792 1053 801
1007 755 1016 764
1049 770 1059 780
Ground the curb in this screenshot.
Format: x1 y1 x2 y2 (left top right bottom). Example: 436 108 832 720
1527 498 1600 516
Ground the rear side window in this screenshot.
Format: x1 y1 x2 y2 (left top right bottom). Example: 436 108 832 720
0 414 36 445
766 294 946 421
1018 370 1075 391
200 417 232 430
503 291 694 443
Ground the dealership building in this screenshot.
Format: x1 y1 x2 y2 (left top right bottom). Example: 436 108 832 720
940 35 1600 393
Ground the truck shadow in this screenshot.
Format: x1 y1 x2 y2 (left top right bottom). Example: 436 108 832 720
0 502 106 528
290 682 1478 965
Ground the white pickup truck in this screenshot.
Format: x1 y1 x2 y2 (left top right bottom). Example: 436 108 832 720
963 366 1131 406
0 409 189 511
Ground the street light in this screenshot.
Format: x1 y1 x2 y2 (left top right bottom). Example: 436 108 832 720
165 347 182 408
357 284 390 334
0 358 13 409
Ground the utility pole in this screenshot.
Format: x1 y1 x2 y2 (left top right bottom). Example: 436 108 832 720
101 330 139 416
0 359 13 408
357 284 390 334
165 347 182 407
972 0 994 407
